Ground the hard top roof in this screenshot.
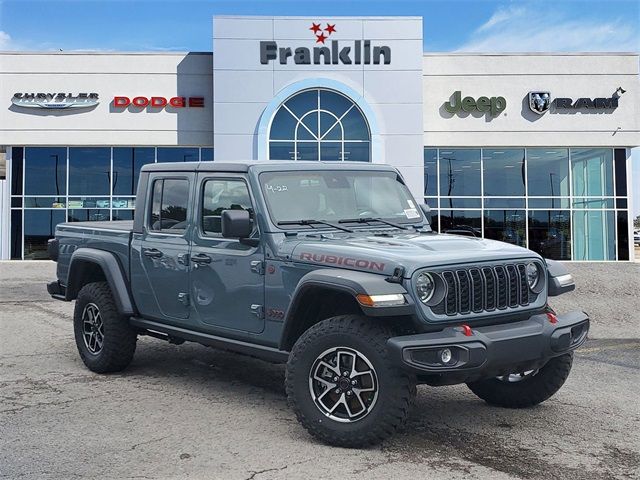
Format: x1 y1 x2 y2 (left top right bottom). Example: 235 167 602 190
141 161 398 174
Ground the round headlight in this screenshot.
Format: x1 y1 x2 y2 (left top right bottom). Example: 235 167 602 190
416 273 435 304
525 263 540 290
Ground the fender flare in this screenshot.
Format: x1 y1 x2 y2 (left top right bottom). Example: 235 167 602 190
66 248 136 316
279 268 414 349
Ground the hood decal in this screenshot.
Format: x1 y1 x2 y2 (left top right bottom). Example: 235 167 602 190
299 252 385 272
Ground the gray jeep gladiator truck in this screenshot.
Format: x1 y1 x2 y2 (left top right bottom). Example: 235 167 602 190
47 161 589 447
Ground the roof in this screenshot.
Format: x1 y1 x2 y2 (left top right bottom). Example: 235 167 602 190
141 161 398 174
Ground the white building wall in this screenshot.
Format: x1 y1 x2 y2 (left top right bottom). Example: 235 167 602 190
423 53 640 147
0 52 213 146
212 16 425 197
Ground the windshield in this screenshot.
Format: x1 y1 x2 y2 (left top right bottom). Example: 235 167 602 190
259 170 425 227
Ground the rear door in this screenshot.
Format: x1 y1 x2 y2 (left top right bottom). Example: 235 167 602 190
135 172 194 321
189 173 265 333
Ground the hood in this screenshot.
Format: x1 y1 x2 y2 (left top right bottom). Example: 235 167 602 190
279 231 540 277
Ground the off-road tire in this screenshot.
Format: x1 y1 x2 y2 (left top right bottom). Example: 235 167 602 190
73 281 137 373
466 353 573 408
285 315 416 448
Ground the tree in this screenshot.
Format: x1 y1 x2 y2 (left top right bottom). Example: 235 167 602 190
635 215 640 230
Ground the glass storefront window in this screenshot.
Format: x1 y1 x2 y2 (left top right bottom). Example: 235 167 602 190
201 148 214 162
112 147 155 195
23 197 66 208
571 148 614 197
24 147 67 195
483 149 525 197
23 209 66 259
157 147 199 163
484 210 526 247
438 149 481 197
11 147 23 195
69 147 111 196
572 210 616 260
527 148 569 197
68 209 111 222
528 210 571 260
439 210 482 236
423 149 437 197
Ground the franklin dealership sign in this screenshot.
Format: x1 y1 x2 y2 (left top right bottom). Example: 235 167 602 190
260 22 391 65
11 92 99 109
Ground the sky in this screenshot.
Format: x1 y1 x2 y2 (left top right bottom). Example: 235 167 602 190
0 0 639 216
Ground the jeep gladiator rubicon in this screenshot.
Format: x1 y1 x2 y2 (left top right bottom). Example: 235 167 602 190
48 161 588 447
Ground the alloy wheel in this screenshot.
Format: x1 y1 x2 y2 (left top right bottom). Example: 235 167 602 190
81 303 104 355
308 346 379 423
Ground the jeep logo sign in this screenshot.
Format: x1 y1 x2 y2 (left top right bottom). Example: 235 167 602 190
444 91 506 117
260 22 391 65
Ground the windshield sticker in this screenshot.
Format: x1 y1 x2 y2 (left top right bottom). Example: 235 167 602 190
404 208 420 219
407 200 415 209
265 184 288 193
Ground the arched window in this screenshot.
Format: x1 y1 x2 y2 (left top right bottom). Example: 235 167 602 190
268 88 370 162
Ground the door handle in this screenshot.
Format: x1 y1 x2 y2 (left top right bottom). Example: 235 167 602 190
191 253 212 264
143 248 163 258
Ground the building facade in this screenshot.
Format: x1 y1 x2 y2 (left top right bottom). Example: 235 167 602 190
0 15 638 260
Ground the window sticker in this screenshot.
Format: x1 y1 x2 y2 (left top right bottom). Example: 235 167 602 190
404 208 420 219
407 200 416 209
265 184 288 193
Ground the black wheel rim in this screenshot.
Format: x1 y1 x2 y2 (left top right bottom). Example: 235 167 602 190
82 303 104 355
308 346 378 423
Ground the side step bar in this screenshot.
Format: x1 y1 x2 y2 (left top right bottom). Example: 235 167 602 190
129 317 290 363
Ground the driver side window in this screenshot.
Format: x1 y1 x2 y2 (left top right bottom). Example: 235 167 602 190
201 179 254 236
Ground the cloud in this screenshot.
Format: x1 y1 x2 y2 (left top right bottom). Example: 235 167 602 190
457 4 640 52
0 30 15 49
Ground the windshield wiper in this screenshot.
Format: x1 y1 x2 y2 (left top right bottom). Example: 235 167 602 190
338 217 411 230
277 219 354 233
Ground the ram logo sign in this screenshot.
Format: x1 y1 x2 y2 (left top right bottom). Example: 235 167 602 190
528 91 551 115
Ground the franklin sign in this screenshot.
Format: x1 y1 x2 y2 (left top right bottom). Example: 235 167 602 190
260 40 391 65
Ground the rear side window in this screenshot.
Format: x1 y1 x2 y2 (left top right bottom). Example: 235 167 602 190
149 178 190 233
201 179 254 236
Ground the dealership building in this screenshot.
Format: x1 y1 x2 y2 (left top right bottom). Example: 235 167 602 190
0 15 638 261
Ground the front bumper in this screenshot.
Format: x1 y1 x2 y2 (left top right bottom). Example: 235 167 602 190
387 310 589 383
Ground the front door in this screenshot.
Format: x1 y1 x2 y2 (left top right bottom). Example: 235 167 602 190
136 173 194 321
189 174 265 333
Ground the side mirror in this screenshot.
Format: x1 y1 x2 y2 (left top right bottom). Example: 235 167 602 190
221 210 253 239
419 204 432 222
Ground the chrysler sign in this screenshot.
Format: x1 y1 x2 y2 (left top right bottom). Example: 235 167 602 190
11 92 99 109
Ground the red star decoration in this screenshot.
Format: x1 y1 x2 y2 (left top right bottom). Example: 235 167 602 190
309 23 322 34
325 23 336 34
315 32 328 44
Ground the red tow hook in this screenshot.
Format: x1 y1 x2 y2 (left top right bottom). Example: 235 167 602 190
547 312 558 324
460 324 473 336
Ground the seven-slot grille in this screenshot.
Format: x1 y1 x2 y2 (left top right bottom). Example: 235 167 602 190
430 263 533 316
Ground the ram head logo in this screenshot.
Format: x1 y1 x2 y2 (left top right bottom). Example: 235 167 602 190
528 91 551 115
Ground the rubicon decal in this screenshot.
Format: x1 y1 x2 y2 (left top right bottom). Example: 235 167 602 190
299 253 385 272
260 22 391 65
112 96 205 109
12 92 99 109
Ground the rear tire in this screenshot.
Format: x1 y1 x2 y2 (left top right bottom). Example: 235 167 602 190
466 353 573 408
73 281 137 373
285 315 416 447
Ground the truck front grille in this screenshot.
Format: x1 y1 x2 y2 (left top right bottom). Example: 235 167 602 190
430 263 532 316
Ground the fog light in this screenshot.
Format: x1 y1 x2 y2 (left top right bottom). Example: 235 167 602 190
440 348 452 364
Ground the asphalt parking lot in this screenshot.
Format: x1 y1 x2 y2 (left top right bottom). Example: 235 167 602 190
1 261 639 480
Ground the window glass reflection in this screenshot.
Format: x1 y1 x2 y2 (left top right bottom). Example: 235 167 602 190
528 210 571 260
527 148 569 196
423 149 437 197
69 147 110 195
68 209 110 222
201 148 214 162
439 210 482 237
11 147 23 195
438 149 481 196
157 147 199 163
572 210 615 260
483 149 525 197
24 209 66 259
25 147 67 195
484 210 526 247
113 147 155 195
571 148 613 197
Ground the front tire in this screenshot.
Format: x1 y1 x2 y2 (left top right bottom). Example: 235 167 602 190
466 353 573 408
73 282 137 373
285 315 416 447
